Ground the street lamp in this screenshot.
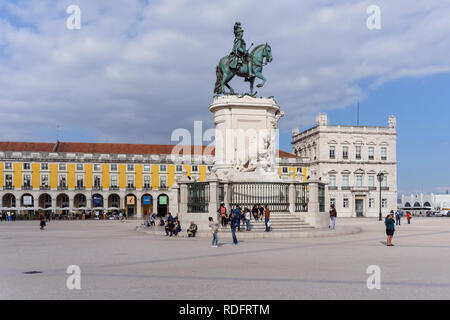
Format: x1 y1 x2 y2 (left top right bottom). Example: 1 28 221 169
377 172 384 221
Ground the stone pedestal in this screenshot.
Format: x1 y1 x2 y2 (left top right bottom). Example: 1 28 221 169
210 95 283 181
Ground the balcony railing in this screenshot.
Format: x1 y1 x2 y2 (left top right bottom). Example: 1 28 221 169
381 187 389 191
109 186 119 191
142 185 153 190
93 186 103 191
369 186 377 191
341 186 351 190
75 186 85 190
126 186 136 191
40 185 50 190
58 185 68 190
22 185 32 190
328 186 338 190
159 186 168 191
351 186 369 192
4 185 14 190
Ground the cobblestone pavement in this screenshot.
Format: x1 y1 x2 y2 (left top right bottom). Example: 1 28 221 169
1 217 450 299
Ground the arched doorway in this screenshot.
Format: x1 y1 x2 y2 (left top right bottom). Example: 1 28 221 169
157 194 169 216
125 194 137 217
92 194 104 219
2 193 16 208
21 194 34 215
56 194 69 216
38 194 52 209
107 194 120 216
141 194 153 217
74 194 86 209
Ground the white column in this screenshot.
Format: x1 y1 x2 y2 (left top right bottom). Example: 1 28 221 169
136 197 142 219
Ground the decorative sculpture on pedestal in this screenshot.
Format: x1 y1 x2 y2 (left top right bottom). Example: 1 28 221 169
214 22 273 96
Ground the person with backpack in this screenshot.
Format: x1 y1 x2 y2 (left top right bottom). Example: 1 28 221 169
218 203 228 227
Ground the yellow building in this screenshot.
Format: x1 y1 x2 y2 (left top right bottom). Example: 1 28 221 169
0 141 307 218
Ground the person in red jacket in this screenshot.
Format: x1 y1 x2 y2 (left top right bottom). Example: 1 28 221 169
406 212 411 224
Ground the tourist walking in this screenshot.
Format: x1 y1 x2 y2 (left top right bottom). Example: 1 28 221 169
264 205 271 232
395 210 401 225
39 212 46 230
218 203 228 227
329 204 337 230
230 212 238 245
7 211 11 222
406 211 411 224
208 217 219 247
385 213 395 246
244 208 251 231
233 205 242 232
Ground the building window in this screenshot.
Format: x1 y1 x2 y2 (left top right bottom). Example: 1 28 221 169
110 164 118 171
330 198 336 207
355 146 361 160
282 167 288 173
59 175 66 187
382 198 387 208
369 176 375 187
343 198 349 208
94 164 101 171
127 175 134 188
143 165 151 172
127 164 134 171
77 175 84 187
5 174 13 188
23 174 31 187
59 163 66 171
23 163 31 170
342 175 349 187
76 164 83 171
296 167 302 173
176 165 183 172
192 165 198 172
342 146 348 159
356 175 363 187
160 164 167 172
329 175 336 187
381 147 387 160
93 175 101 187
381 175 387 187
368 147 374 160
5 162 12 170
41 174 49 187
160 176 167 188
329 146 335 159
143 175 151 188
41 163 49 170
369 198 375 208
110 175 118 187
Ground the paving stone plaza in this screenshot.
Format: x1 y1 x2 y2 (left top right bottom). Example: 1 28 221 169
1 217 450 300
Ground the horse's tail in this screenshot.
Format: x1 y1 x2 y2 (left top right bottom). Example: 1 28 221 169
214 65 223 94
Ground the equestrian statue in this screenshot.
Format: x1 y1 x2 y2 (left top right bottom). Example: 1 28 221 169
214 22 272 96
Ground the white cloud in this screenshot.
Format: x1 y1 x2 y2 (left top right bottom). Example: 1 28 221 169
0 0 450 144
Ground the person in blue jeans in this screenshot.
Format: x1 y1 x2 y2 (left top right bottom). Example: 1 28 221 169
208 217 219 247
230 212 238 245
233 206 242 232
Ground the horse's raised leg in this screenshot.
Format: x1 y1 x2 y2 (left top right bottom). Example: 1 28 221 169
255 71 266 88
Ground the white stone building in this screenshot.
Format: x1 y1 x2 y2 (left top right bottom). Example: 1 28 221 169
400 193 450 214
291 113 398 217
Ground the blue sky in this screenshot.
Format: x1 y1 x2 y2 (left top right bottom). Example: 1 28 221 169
279 73 450 195
0 0 449 195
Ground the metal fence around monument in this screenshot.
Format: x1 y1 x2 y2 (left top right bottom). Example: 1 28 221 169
187 182 210 213
295 183 309 212
230 182 290 212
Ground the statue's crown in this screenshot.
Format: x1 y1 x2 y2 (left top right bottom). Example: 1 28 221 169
233 22 242 35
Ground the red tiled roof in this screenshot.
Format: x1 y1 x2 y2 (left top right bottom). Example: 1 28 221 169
0 142 54 152
0 141 298 158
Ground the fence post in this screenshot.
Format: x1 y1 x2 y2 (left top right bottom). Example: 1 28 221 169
289 182 296 213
